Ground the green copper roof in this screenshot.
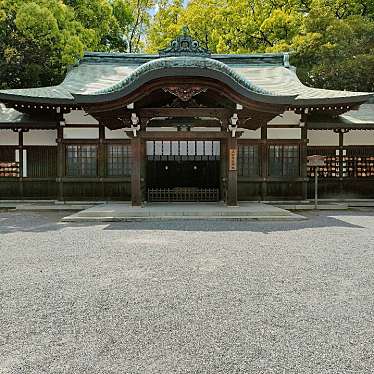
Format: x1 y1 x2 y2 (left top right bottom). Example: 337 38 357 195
0 51 371 106
89 56 276 96
340 104 374 124
0 106 57 129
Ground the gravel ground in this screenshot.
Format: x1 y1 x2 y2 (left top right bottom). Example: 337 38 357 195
1 210 374 374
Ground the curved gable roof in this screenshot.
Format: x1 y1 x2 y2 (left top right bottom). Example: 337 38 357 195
0 52 371 106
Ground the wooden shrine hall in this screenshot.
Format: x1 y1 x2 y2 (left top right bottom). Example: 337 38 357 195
0 30 373 205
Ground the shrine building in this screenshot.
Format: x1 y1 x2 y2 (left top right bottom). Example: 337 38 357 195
0 31 373 206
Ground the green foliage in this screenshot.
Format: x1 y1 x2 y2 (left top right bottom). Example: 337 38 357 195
0 0 152 89
146 0 183 52
147 0 374 92
0 0 373 92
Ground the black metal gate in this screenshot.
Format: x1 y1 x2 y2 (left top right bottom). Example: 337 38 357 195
148 187 219 202
146 140 220 202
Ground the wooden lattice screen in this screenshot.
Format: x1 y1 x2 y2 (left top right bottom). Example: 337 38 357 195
27 146 57 178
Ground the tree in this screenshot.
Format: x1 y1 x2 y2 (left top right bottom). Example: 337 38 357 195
291 1 374 91
146 0 374 91
0 0 137 89
146 0 183 53
126 0 154 52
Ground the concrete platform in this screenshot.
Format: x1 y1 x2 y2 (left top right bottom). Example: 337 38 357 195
0 202 94 211
61 202 306 222
274 202 349 210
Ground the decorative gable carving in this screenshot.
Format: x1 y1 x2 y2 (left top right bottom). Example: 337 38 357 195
163 85 207 102
159 26 211 57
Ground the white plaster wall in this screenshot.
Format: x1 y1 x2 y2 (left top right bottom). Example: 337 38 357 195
0 130 19 145
63 128 99 139
307 130 338 146
344 131 374 146
268 111 301 125
64 110 99 125
240 128 261 139
267 128 301 139
105 128 130 139
24 130 57 146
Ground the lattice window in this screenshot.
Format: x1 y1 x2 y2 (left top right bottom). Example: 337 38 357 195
269 145 299 177
107 144 132 177
146 140 220 161
66 145 97 177
238 144 260 176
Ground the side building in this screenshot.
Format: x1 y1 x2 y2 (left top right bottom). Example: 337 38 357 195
0 32 373 205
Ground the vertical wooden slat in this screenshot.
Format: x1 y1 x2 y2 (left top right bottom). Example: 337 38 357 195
26 147 57 177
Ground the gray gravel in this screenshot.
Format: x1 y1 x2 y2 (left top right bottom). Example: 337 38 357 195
1 210 374 373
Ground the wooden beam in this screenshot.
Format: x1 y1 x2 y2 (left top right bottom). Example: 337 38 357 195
148 118 221 127
127 131 242 140
139 107 233 119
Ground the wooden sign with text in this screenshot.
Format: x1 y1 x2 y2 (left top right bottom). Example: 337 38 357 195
229 149 237 171
307 155 326 167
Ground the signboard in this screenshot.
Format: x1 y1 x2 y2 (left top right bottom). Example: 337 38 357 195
307 155 325 209
229 149 237 171
307 155 326 167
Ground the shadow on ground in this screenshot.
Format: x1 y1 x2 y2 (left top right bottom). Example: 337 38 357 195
0 210 371 235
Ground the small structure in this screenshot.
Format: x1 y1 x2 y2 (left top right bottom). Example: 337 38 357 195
0 30 373 205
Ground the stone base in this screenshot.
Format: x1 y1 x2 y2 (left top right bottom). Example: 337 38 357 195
61 202 306 222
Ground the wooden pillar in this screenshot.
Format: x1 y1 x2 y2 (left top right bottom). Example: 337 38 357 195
260 125 268 201
226 135 238 206
131 136 142 206
18 130 24 199
301 126 308 200
98 125 106 200
56 126 64 201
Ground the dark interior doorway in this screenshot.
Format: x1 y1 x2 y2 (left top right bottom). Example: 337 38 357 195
146 140 221 202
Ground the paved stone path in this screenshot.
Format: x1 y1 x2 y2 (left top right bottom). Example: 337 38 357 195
1 210 374 373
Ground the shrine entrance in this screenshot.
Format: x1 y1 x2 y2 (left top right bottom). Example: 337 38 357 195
146 140 221 202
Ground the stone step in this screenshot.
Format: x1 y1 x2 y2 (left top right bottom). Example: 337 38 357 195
62 215 306 222
61 202 306 222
